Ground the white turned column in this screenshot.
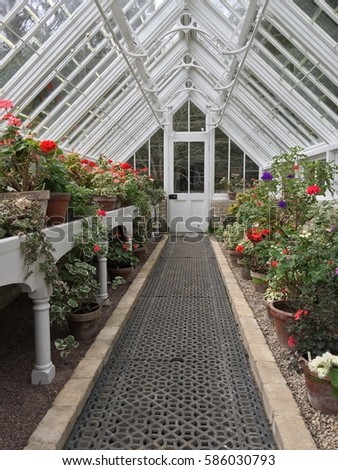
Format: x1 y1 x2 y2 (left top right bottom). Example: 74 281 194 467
96 253 109 303
29 291 55 385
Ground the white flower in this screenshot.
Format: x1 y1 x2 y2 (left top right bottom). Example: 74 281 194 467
15 197 32 210
308 352 338 379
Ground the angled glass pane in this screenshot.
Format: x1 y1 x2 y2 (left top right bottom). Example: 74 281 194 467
173 102 189 132
190 102 205 132
150 129 164 185
136 141 149 169
214 128 229 193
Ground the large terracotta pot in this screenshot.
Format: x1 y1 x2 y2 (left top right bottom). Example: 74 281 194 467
92 195 121 211
68 302 102 341
299 356 338 415
250 270 268 293
133 245 147 261
46 192 71 225
0 190 50 218
269 300 297 349
108 265 133 281
237 257 251 280
227 249 242 266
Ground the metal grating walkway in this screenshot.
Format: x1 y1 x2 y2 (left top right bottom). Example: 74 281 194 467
65 235 275 450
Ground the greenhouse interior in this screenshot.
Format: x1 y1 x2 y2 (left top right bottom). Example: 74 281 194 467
0 0 337 452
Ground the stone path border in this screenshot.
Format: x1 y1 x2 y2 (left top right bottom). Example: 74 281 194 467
25 235 316 450
210 237 316 450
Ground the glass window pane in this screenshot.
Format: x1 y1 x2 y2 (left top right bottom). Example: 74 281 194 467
150 129 164 186
173 102 189 132
190 102 206 131
214 128 229 193
136 141 149 169
190 142 204 193
174 142 188 193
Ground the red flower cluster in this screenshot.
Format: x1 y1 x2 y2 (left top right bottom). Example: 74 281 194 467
39 140 57 153
235 244 245 253
270 260 278 268
306 185 321 195
288 336 296 348
0 99 13 109
96 209 107 217
246 228 270 242
294 309 309 321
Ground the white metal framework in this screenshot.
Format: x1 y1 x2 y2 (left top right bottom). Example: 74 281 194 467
1 0 338 168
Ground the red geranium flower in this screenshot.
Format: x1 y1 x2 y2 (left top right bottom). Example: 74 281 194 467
7 116 22 127
306 185 321 195
93 244 100 253
120 162 132 170
39 140 57 153
293 164 299 170
235 244 245 253
0 99 13 109
271 260 278 268
294 309 309 321
288 336 296 348
96 209 107 216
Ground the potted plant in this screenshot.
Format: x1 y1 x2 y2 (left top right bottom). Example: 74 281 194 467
0 197 61 286
265 201 338 348
222 221 246 265
287 293 338 415
0 100 63 215
107 230 139 280
51 256 102 341
219 173 243 200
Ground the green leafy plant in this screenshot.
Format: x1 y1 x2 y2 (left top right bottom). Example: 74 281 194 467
219 173 243 193
222 221 246 250
107 231 139 268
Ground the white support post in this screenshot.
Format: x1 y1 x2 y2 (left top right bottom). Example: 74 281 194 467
96 252 109 304
29 287 55 385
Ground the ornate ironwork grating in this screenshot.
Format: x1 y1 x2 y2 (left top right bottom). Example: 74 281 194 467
65 236 275 450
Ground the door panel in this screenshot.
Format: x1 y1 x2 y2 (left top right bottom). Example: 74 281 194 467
169 140 208 233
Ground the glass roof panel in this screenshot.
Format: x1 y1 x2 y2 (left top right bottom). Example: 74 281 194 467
1 0 337 163
292 0 338 42
254 22 338 129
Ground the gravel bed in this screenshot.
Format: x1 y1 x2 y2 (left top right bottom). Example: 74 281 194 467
219 241 338 450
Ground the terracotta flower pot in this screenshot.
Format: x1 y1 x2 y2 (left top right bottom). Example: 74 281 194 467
108 265 133 280
46 192 71 225
227 249 242 266
250 270 268 293
0 190 50 218
237 257 251 280
269 300 297 349
133 245 147 261
92 195 121 211
68 302 102 341
299 356 338 415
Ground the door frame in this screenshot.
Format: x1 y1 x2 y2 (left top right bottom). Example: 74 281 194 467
166 132 210 233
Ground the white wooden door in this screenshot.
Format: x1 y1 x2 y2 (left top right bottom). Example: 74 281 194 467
168 138 209 233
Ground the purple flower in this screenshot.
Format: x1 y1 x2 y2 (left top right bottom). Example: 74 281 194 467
261 171 273 181
287 174 295 178
329 225 336 233
278 200 287 208
336 267 338 275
